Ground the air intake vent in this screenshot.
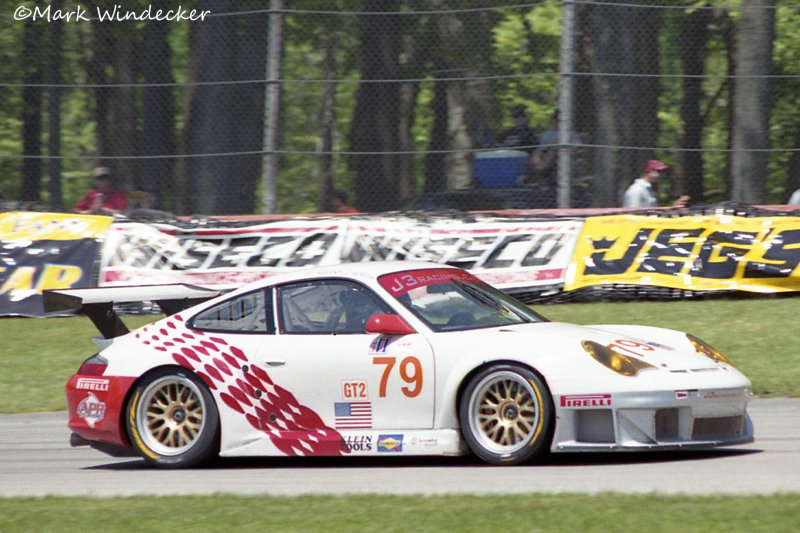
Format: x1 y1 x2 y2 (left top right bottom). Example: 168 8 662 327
655 408 679 440
576 409 615 443
692 415 745 441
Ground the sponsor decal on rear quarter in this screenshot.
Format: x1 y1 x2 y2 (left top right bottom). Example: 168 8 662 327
77 392 106 427
76 377 110 392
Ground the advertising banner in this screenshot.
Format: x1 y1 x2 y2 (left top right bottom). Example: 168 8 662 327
338 217 582 290
99 216 583 293
8 209 799 317
100 219 348 287
0 213 113 316
566 215 800 293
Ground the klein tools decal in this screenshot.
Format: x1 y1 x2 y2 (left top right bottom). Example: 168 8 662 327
340 435 373 452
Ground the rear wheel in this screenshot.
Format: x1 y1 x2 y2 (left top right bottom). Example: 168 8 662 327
459 364 553 465
126 367 219 468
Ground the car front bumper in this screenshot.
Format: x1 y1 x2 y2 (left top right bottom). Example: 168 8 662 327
552 386 753 452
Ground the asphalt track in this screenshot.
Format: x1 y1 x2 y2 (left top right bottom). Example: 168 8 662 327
1 398 798 497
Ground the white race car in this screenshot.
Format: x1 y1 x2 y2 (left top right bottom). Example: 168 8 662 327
46 261 753 468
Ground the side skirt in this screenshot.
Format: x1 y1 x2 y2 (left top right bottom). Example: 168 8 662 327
220 429 468 458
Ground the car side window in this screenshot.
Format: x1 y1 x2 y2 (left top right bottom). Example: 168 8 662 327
277 279 390 334
191 289 273 333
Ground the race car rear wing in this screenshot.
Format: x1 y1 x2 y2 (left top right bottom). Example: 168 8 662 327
43 284 222 339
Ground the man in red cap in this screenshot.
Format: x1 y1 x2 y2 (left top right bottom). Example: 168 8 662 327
74 167 128 215
623 159 688 208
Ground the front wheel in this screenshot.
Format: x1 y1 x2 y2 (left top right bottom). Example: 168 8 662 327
459 364 553 465
126 367 219 468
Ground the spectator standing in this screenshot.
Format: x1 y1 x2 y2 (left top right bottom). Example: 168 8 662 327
74 167 128 215
498 105 538 153
326 190 358 214
623 159 689 208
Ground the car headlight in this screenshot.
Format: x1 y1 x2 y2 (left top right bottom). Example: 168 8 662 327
582 340 656 377
687 334 734 366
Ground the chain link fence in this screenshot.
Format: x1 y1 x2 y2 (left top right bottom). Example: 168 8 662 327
1 1 799 216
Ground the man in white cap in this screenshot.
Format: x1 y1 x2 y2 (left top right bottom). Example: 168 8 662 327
623 159 688 208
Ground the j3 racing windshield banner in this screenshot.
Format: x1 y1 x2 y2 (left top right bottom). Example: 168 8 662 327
565 214 800 293
0 213 113 316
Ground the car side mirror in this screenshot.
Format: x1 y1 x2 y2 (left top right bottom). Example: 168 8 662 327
365 314 416 336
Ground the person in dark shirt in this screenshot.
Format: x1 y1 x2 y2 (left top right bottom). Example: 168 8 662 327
326 189 358 214
498 105 538 153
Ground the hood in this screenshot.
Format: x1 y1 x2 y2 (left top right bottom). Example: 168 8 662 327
463 321 726 373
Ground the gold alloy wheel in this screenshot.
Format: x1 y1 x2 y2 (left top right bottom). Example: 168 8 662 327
467 371 541 455
136 375 206 456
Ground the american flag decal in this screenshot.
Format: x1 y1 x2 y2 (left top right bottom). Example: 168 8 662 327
334 401 372 428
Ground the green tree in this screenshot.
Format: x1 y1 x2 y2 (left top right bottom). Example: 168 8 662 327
730 0 775 204
140 0 176 206
46 0 65 210
347 0 404 212
677 7 712 202
179 0 267 215
20 13 43 203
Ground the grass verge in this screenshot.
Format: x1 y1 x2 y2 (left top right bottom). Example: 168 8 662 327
2 494 800 532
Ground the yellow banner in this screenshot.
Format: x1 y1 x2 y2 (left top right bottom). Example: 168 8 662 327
0 212 113 241
565 215 800 293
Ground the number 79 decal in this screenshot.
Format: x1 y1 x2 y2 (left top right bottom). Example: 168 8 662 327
607 339 655 357
373 356 423 398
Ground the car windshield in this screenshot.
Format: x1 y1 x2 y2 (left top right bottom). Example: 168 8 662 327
378 268 547 332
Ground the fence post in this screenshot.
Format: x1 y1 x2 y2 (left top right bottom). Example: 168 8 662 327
261 0 285 214
557 0 576 209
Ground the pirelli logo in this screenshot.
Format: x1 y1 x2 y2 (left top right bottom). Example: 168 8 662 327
76 378 110 392
560 393 612 408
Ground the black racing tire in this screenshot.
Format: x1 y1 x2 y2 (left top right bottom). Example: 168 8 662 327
126 367 220 468
458 364 553 465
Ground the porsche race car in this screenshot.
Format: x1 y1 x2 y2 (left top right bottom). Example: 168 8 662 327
45 261 753 468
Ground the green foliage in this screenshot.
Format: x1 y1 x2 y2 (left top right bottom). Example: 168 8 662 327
2 3 799 210
768 7 800 200
0 14 24 200
492 5 561 130
277 7 361 213
0 114 22 200
0 6 101 207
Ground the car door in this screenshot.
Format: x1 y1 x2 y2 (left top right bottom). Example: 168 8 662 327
259 278 435 432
